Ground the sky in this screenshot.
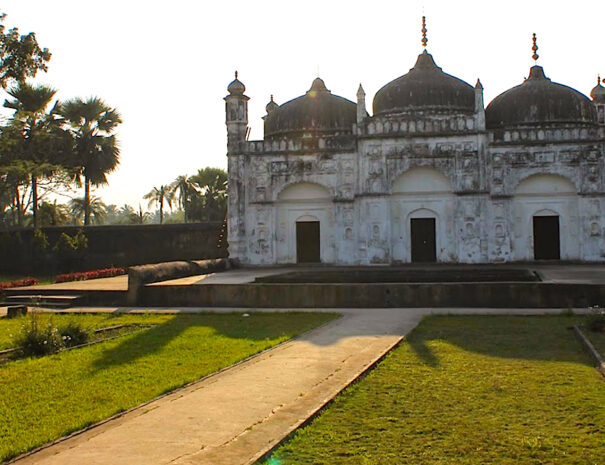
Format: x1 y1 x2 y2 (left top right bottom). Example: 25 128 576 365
1 0 603 209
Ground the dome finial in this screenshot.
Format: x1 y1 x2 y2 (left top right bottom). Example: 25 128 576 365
421 16 428 49
235 70 238 79
532 33 539 62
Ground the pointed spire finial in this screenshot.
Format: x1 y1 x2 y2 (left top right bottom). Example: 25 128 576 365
421 16 428 49
357 83 365 97
531 33 539 62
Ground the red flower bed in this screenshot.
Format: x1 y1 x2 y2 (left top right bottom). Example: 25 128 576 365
0 278 39 289
54 267 127 284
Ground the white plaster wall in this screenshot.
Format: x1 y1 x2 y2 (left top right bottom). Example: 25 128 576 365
580 197 605 261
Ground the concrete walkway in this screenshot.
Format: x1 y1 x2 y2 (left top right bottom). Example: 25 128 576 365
10 306 582 465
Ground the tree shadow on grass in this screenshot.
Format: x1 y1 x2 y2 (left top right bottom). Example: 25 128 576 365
92 316 193 370
404 315 595 369
91 313 315 371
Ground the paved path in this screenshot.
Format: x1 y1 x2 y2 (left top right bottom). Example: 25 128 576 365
11 307 582 465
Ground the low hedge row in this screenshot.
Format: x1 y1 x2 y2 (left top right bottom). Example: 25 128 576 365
54 267 127 283
0 278 39 290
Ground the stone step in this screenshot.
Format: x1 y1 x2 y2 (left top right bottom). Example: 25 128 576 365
3 294 84 309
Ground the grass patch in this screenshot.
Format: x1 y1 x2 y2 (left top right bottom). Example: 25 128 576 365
262 315 605 465
0 311 337 462
0 313 173 350
587 330 605 358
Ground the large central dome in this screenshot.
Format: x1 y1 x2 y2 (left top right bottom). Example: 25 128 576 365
264 78 357 139
373 51 475 116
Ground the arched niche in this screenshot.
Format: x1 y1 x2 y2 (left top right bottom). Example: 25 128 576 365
533 208 560 217
515 174 576 196
296 214 319 222
392 167 452 195
406 207 438 219
277 182 331 202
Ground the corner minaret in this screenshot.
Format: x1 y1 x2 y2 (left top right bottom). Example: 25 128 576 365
590 75 605 125
475 79 485 130
224 71 249 153
356 84 366 124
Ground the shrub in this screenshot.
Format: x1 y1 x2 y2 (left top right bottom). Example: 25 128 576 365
53 230 88 254
587 306 605 333
59 321 89 347
32 228 49 252
13 313 62 357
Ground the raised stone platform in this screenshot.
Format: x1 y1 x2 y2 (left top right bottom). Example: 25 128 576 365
140 264 605 309
5 264 605 309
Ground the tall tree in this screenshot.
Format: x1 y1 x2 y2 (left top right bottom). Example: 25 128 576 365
0 11 51 89
59 97 122 225
143 185 173 224
38 200 71 226
3 82 69 228
170 175 198 222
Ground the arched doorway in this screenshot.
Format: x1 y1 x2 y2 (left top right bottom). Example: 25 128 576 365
276 182 332 264
513 174 577 261
391 167 454 263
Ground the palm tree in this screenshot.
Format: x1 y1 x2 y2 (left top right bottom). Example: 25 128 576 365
69 196 107 225
3 82 67 228
170 175 198 222
191 167 227 221
59 97 122 226
143 185 174 224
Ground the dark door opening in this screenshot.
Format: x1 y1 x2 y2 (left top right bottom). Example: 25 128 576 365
533 216 560 260
411 218 436 263
296 221 320 263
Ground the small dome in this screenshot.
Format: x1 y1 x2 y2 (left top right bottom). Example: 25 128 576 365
590 76 605 103
265 95 279 114
373 51 475 116
227 71 245 95
264 77 357 138
486 66 598 129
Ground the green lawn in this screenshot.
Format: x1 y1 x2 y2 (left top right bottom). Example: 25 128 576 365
262 315 605 465
0 312 337 462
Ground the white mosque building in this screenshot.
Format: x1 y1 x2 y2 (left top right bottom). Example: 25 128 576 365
224 25 605 265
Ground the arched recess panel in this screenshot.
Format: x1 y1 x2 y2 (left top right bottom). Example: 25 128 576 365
512 174 578 261
390 168 455 263
276 183 333 264
392 167 453 194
